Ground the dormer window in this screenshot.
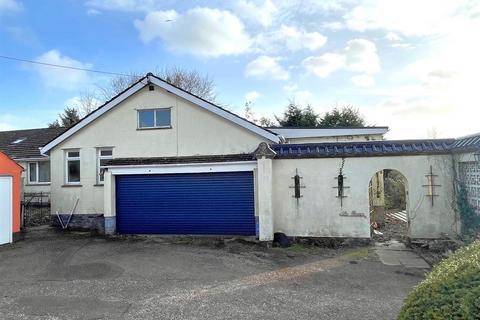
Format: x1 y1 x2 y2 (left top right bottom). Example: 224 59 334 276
138 108 171 129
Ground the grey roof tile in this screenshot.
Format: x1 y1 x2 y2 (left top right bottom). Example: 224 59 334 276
105 154 255 166
0 128 65 159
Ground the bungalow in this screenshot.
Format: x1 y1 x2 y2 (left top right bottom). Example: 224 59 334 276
5 72 468 241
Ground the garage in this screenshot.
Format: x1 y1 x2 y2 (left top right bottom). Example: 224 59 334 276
115 171 256 235
0 151 22 245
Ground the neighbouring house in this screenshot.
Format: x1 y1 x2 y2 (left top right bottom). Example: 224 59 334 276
0 128 65 204
267 127 388 143
0 151 22 244
35 73 475 241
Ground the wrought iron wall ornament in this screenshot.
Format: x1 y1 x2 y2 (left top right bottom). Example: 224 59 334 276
289 168 305 199
423 165 441 206
333 158 349 207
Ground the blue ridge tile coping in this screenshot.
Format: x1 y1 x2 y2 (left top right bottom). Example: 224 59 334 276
271 139 455 159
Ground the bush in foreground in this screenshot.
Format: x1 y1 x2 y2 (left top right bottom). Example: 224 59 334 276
398 240 480 320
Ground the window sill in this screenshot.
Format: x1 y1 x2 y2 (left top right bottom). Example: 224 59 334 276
136 126 172 131
93 184 104 187
26 183 51 186
61 184 82 188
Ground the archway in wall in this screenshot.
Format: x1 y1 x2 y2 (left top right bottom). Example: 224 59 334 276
369 169 409 242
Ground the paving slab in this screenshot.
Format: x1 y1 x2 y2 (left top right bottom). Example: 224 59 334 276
375 240 430 269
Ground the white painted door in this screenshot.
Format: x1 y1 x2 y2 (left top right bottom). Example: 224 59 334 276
0 177 12 245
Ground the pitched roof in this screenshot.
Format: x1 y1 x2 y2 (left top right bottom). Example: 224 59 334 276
271 139 455 159
41 73 280 154
450 132 480 152
0 127 65 160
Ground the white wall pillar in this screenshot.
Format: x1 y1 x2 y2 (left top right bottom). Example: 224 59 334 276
253 142 277 241
103 171 116 234
257 156 274 240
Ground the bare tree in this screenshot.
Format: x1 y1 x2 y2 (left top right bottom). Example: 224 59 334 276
61 67 218 124
160 67 216 102
243 100 277 127
244 101 256 122
77 90 101 117
427 127 439 139
96 72 142 102
259 116 275 127
95 67 216 104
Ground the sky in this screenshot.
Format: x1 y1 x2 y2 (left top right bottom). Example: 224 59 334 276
0 0 479 139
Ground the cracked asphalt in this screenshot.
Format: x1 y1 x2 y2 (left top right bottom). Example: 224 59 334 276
0 228 428 319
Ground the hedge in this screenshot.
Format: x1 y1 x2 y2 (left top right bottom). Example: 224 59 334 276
398 240 480 320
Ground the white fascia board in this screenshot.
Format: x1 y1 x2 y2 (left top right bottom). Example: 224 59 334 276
13 157 50 162
269 127 389 138
108 161 257 175
40 81 147 155
148 76 280 143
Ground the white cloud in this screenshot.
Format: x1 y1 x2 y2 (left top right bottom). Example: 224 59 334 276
281 83 314 104
363 29 480 139
343 0 479 37
343 39 380 73
245 90 260 102
302 53 345 78
134 8 251 57
255 24 327 53
302 39 380 78
0 0 21 12
32 50 91 90
351 74 375 87
235 0 278 27
280 25 327 51
245 55 289 80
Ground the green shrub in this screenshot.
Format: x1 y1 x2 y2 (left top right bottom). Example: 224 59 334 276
398 240 480 320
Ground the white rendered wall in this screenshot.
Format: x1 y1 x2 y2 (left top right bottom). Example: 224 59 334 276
49 85 268 215
271 154 456 239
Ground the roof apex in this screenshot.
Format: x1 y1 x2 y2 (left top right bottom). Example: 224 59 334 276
40 73 280 154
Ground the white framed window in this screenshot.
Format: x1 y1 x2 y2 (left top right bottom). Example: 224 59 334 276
97 148 113 184
137 108 171 129
27 161 50 184
65 150 81 184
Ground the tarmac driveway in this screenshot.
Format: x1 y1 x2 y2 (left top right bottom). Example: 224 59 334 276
0 228 428 320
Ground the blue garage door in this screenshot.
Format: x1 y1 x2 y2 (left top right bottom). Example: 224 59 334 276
116 171 256 235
